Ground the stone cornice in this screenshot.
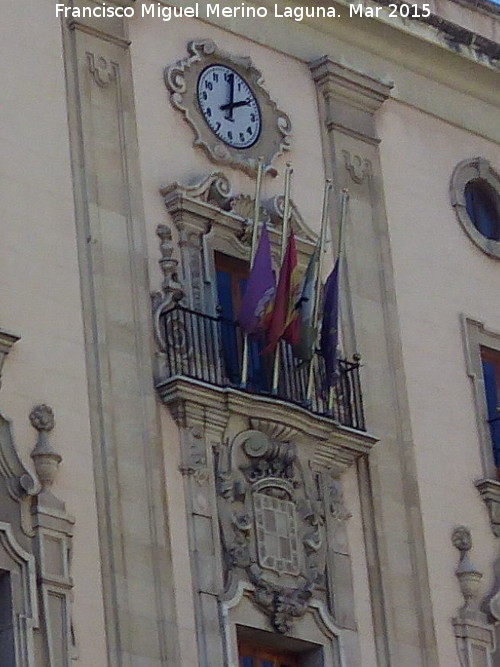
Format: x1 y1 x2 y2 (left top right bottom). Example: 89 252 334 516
65 0 133 46
310 57 393 143
157 376 377 476
309 58 393 115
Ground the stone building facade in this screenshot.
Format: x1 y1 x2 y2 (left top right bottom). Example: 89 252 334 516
1 0 500 665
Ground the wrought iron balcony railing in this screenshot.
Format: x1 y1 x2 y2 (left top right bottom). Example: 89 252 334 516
159 306 365 431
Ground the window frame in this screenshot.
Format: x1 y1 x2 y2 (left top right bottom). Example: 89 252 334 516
451 158 500 259
462 315 500 536
463 315 500 478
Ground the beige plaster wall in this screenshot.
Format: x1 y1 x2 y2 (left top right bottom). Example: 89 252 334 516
130 15 378 665
378 99 500 665
0 1 107 663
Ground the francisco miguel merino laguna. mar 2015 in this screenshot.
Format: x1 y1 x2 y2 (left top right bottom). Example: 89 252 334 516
55 2 433 20
55 3 341 21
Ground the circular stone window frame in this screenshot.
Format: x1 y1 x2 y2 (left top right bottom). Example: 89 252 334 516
451 157 500 259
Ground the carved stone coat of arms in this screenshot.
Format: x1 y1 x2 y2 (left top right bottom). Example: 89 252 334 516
216 429 327 633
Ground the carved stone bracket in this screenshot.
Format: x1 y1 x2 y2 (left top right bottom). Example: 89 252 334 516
475 478 500 537
165 40 291 176
451 526 495 666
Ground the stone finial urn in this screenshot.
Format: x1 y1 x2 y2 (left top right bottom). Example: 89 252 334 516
456 557 483 611
29 404 61 492
452 526 483 611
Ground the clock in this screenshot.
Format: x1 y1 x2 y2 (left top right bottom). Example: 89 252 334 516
165 40 291 176
197 65 261 149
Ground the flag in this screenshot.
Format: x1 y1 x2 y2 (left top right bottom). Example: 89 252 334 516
263 231 301 353
320 260 340 387
238 223 275 335
293 247 319 361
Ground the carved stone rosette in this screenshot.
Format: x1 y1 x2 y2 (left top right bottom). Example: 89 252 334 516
165 40 291 176
216 429 327 633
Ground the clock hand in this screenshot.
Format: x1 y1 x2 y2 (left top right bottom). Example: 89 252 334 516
220 98 251 112
224 73 235 121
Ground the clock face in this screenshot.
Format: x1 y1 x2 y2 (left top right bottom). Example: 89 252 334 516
197 65 262 149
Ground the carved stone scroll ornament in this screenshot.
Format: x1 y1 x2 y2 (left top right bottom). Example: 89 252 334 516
87 52 117 88
342 150 372 185
151 224 185 353
451 526 495 667
216 429 327 633
164 40 291 176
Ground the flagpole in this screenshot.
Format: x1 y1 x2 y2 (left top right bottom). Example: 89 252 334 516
240 157 265 388
306 179 332 404
328 188 349 413
271 163 293 395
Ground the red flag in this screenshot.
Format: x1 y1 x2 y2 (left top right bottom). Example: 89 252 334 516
263 231 301 352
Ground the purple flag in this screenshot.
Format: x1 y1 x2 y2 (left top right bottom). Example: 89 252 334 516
238 223 275 335
320 260 339 387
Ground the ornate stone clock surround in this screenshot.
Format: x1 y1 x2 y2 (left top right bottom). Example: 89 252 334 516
164 40 292 176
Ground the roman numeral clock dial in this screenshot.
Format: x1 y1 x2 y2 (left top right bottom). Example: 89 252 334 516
197 65 261 149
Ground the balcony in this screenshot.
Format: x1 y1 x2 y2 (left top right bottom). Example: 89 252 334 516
157 305 365 431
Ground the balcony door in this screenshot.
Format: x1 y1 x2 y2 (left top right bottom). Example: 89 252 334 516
215 252 270 391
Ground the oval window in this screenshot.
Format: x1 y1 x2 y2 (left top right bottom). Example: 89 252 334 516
464 179 500 241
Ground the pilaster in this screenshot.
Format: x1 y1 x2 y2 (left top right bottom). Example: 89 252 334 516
61 3 179 665
311 57 439 666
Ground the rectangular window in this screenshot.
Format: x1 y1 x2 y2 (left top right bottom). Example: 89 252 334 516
481 347 500 476
0 571 15 666
238 640 300 667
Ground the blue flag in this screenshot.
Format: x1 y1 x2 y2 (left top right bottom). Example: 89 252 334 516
320 260 339 387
